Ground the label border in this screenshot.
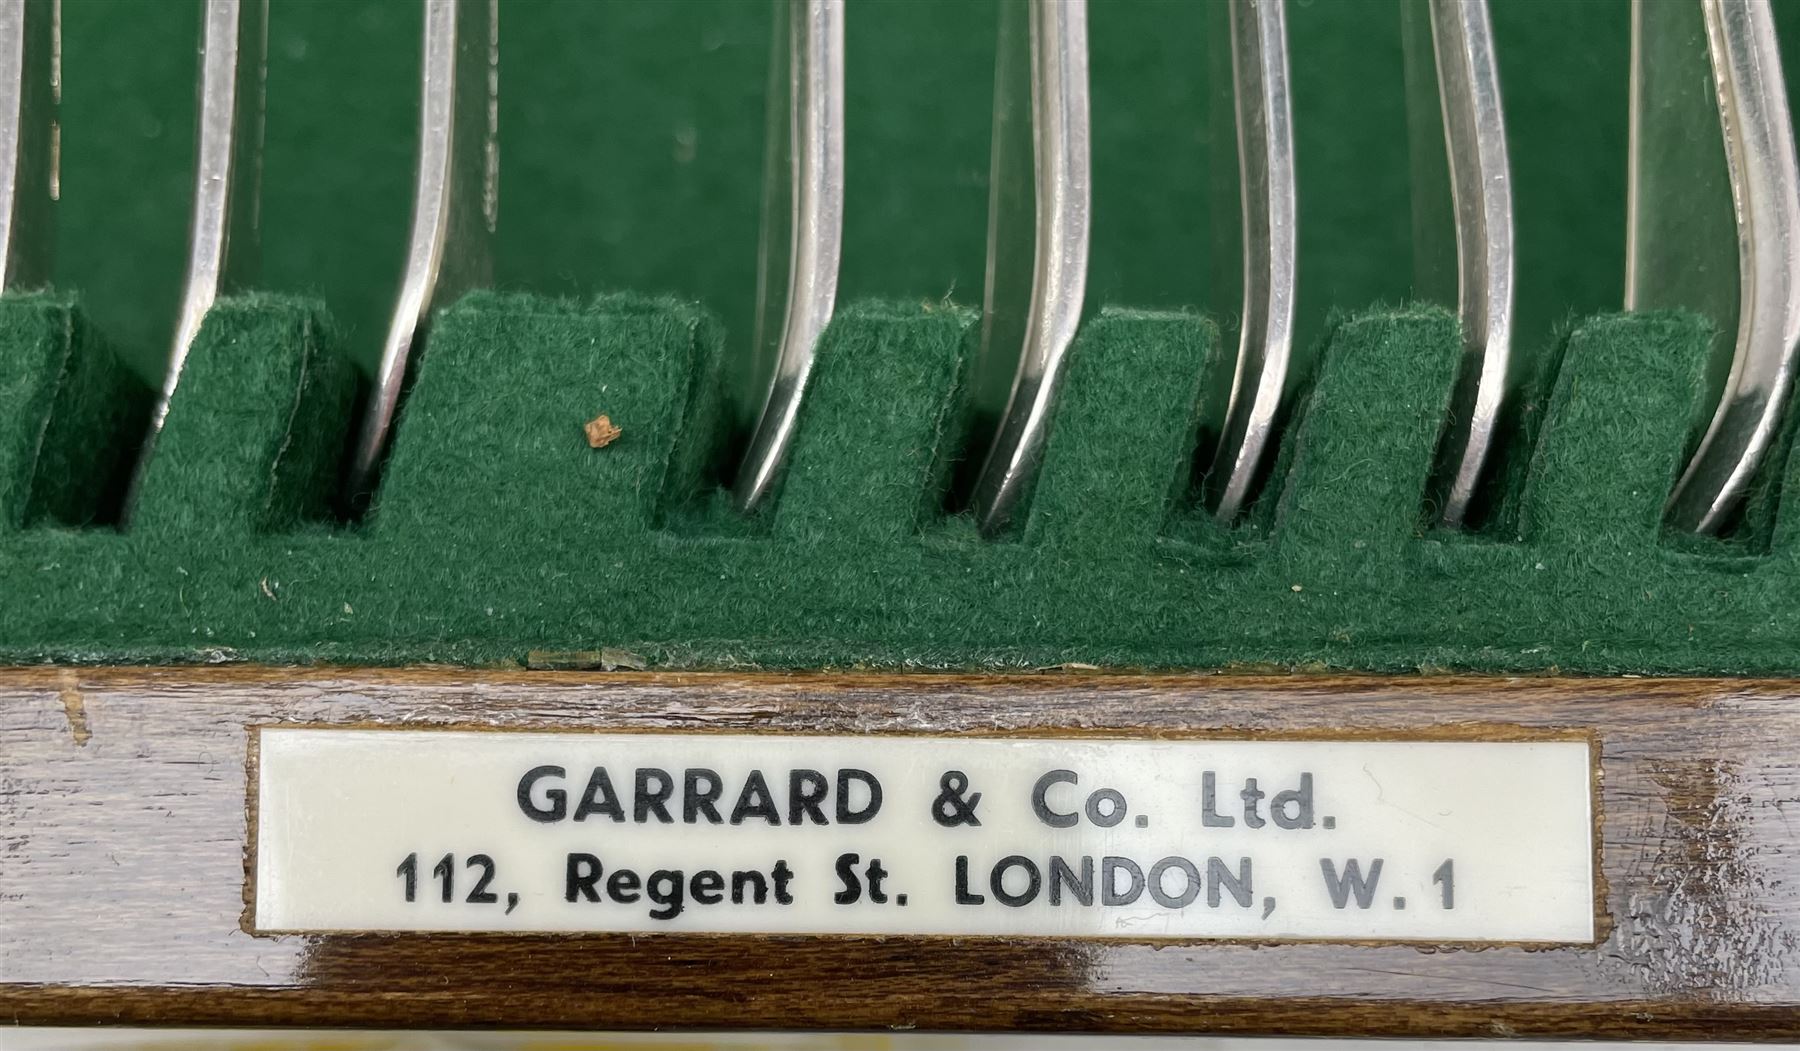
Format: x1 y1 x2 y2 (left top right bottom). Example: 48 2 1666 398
243 721 1605 947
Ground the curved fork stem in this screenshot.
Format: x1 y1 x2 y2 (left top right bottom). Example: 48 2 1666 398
1427 0 1513 530
1209 0 1297 524
123 0 266 519
148 0 267 440
970 0 1090 537
734 0 845 514
345 0 498 506
1658 0 1800 535
0 0 56 293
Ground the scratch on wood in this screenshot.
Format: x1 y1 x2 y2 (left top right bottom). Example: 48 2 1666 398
56 670 91 746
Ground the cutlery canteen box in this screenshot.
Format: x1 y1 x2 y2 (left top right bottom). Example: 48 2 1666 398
8 0 1800 1038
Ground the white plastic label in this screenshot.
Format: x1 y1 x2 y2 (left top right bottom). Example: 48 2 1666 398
252 729 1596 942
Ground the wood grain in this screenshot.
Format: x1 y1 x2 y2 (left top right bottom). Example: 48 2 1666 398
4 667 1800 1036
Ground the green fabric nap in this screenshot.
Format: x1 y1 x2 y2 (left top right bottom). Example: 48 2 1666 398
4 291 1800 676
771 305 971 545
0 295 146 529
373 295 725 540
1024 310 1218 549
132 297 356 535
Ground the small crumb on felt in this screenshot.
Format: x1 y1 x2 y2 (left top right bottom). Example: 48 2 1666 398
584 414 622 448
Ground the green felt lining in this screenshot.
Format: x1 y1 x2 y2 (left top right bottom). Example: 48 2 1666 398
1024 310 1218 549
3 291 1799 675
132 298 355 535
373 294 726 540
0 295 146 529
771 305 972 545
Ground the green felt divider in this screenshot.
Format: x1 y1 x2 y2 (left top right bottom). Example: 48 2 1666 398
0 295 145 529
1271 308 1461 560
1519 312 1712 551
1023 310 1218 548
772 304 973 544
1772 409 1800 557
0 297 69 527
10 291 1800 676
131 297 355 535
373 293 725 539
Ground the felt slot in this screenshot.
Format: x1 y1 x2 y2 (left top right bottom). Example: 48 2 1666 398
13 292 1800 674
370 292 726 540
1268 307 1462 559
1023 310 1219 548
1517 312 1714 552
0 296 146 530
130 296 356 536
771 304 974 544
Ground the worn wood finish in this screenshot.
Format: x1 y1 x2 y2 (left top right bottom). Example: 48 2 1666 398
4 667 1800 1036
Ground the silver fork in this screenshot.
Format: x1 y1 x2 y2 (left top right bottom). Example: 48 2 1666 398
146 0 267 442
735 0 845 515
1207 0 1298 524
0 0 54 293
120 0 265 516
1629 0 1800 535
1402 0 1514 530
345 0 498 504
969 0 1091 537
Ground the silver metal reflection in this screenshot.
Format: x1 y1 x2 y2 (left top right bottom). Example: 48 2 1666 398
970 0 1090 536
1423 0 1513 529
145 0 267 440
345 0 498 502
0 0 57 292
735 0 844 513
1630 0 1800 535
1208 0 1296 523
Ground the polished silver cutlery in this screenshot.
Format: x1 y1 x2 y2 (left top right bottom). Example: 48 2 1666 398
1629 0 1800 535
0 0 54 293
345 0 498 503
736 0 844 514
1207 0 1297 524
970 0 1091 536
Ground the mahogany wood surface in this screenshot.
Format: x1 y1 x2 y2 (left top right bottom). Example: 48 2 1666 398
4 667 1800 1036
